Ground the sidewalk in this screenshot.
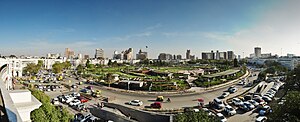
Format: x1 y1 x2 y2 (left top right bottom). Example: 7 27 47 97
96 70 250 97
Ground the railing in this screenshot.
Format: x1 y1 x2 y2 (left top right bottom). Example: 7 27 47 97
0 65 22 122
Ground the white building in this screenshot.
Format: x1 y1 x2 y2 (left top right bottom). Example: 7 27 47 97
95 48 104 59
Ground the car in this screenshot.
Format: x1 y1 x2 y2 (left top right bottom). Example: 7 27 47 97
202 108 214 116
52 98 59 105
229 88 238 93
253 96 265 103
244 95 252 101
243 101 255 110
156 96 164 101
151 102 162 109
232 98 243 106
256 116 267 122
78 97 89 103
86 86 93 90
248 100 259 106
259 106 271 116
129 100 143 106
224 105 236 116
228 86 235 91
262 96 272 102
69 99 81 106
213 98 225 109
216 113 227 122
238 81 245 85
71 92 80 98
65 96 74 104
219 92 230 99
74 104 86 111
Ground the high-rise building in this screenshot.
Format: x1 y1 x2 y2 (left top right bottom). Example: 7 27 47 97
227 51 234 60
78 53 82 60
219 52 227 59
173 55 177 60
216 50 220 60
95 48 104 59
254 47 262 58
65 48 75 59
136 49 148 60
186 50 191 59
176 55 182 60
84 55 89 59
158 53 172 60
123 48 133 60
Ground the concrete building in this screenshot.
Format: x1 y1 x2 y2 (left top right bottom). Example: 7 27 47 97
219 52 227 60
176 55 182 60
202 50 215 60
46 53 60 59
95 48 104 59
136 49 148 60
65 48 75 59
227 51 234 60
186 50 191 59
0 59 42 122
84 55 90 60
215 50 220 60
123 48 133 60
158 53 172 60
254 47 262 58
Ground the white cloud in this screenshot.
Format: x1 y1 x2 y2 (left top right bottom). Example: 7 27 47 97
145 23 162 30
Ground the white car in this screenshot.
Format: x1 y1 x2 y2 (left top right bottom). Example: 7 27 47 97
52 98 59 105
214 98 225 109
129 100 143 106
217 113 227 122
248 100 259 106
256 116 267 122
224 105 236 116
238 81 245 85
232 98 243 106
69 99 81 106
65 96 74 104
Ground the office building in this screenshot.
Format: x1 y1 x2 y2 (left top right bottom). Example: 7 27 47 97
202 50 215 60
176 55 182 60
123 48 133 60
84 55 89 60
158 53 172 60
65 48 75 59
95 48 104 59
136 49 148 60
227 51 234 60
254 47 262 58
186 50 191 59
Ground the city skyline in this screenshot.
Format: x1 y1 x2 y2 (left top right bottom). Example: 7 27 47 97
1 0 300 58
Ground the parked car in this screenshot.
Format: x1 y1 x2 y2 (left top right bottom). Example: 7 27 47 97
52 98 59 105
248 100 259 107
202 108 214 116
243 101 255 110
213 98 225 109
224 105 236 116
217 113 227 122
78 97 89 103
259 106 271 116
262 96 272 102
65 96 74 104
74 104 86 111
151 102 162 109
129 100 143 106
232 98 243 106
69 99 81 106
256 116 267 122
238 81 245 85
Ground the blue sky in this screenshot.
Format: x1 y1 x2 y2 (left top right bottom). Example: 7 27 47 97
2 0 296 58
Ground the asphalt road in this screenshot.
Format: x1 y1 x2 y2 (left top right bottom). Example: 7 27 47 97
45 70 264 122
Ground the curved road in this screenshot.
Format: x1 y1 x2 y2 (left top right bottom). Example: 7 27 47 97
69 71 259 110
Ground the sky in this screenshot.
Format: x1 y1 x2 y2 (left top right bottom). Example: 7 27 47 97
0 0 299 59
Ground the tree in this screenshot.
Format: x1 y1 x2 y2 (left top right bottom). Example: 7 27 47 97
233 58 238 67
107 73 113 87
23 63 41 75
37 60 43 69
108 59 112 66
175 110 219 122
52 62 63 74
